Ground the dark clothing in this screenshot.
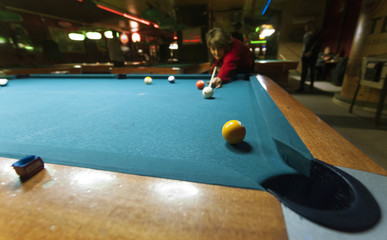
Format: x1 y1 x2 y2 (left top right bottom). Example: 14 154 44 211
210 38 254 83
107 37 125 66
302 31 321 58
316 51 334 65
315 52 335 80
112 61 125 67
301 55 318 87
331 57 348 86
43 39 61 62
300 30 321 89
231 32 244 43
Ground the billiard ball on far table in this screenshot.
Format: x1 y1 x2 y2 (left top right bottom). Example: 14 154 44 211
144 76 152 85
168 76 175 83
0 78 8 86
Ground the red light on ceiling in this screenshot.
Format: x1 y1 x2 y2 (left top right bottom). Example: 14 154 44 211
123 13 150 25
183 39 201 43
96 4 158 27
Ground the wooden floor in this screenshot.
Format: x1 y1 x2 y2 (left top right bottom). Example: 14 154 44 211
0 75 386 240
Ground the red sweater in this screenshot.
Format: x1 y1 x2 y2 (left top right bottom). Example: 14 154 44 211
210 38 254 83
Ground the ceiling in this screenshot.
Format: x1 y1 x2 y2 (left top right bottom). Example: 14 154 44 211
2 0 295 37
2 0 247 22
101 0 247 16
1 0 277 26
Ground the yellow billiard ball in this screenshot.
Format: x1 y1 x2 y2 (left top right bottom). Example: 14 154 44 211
144 76 152 84
222 120 246 144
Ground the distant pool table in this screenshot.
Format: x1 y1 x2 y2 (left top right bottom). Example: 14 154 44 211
254 59 298 85
112 62 210 74
0 73 385 240
70 62 210 74
2 62 210 75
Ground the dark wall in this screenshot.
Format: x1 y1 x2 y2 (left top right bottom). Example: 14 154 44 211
0 11 109 67
0 5 211 68
321 0 361 57
176 5 209 63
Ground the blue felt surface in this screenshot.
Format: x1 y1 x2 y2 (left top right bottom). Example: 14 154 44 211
0 75 313 190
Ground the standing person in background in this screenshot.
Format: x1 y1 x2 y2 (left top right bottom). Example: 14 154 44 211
297 21 321 92
107 31 125 67
206 28 254 88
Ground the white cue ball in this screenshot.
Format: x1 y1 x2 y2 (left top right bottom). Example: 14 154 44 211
0 78 8 86
202 86 213 99
168 75 175 83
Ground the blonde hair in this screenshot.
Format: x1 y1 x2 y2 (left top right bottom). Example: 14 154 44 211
206 28 232 50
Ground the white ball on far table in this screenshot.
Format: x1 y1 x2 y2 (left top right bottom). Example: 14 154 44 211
168 75 175 83
202 86 213 99
0 78 8 86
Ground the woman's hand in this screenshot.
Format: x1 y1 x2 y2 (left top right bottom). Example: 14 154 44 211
208 77 222 88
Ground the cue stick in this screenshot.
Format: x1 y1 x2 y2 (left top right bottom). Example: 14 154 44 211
209 66 217 88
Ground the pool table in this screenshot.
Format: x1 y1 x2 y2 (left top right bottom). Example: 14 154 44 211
3 62 210 75
51 62 114 73
76 62 114 73
254 59 298 85
112 62 210 75
3 66 83 75
0 74 386 240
